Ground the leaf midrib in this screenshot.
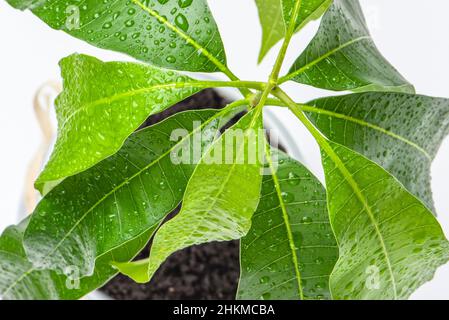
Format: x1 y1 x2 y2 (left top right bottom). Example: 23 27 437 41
59 81 203 131
300 104 432 160
323 144 398 299
280 36 371 83
294 0 333 32
267 151 304 300
131 0 228 74
266 98 431 160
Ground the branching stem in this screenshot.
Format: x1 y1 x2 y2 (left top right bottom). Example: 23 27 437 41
252 0 303 115
269 0 302 82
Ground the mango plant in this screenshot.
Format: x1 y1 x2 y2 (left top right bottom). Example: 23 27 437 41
1 0 449 300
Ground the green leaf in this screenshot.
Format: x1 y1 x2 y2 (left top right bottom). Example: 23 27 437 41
282 0 333 30
23 109 238 278
281 0 414 93
6 0 227 73
0 219 153 300
36 54 205 192
321 141 449 299
304 92 449 212
238 148 338 300
255 0 285 63
255 0 332 63
115 110 264 283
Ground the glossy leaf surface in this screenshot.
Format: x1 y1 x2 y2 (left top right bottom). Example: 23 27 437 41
36 54 203 191
255 0 285 63
305 92 449 211
255 0 331 62
282 0 414 93
115 110 264 283
282 0 332 30
321 141 449 299
23 109 232 277
7 0 227 72
0 219 153 300
238 148 338 300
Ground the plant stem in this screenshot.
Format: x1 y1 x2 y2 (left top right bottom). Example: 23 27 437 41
226 1 304 103
269 0 302 83
271 87 327 145
252 0 303 114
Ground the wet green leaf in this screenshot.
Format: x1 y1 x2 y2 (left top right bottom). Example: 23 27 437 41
321 141 449 299
255 0 285 63
305 92 449 212
115 110 264 283
281 0 332 31
36 54 205 192
255 0 332 63
23 109 237 278
281 0 414 93
6 0 227 72
238 148 338 300
0 219 153 300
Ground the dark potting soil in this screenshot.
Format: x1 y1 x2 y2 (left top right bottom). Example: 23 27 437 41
101 89 240 300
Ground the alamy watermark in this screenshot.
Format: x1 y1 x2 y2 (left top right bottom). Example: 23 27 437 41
169 121 280 175
365 265 380 290
65 5 81 31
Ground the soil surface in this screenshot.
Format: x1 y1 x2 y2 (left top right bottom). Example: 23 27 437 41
101 89 241 300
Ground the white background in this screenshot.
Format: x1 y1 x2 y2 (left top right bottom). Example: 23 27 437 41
0 0 448 299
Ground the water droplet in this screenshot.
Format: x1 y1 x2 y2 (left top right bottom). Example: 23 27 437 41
259 276 270 284
125 19 135 27
288 172 300 185
261 292 271 300
166 55 177 63
301 216 313 224
178 0 193 8
281 191 294 203
175 13 189 31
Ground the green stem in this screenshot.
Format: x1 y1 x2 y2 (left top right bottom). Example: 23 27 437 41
269 0 303 82
272 87 327 145
252 0 303 114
